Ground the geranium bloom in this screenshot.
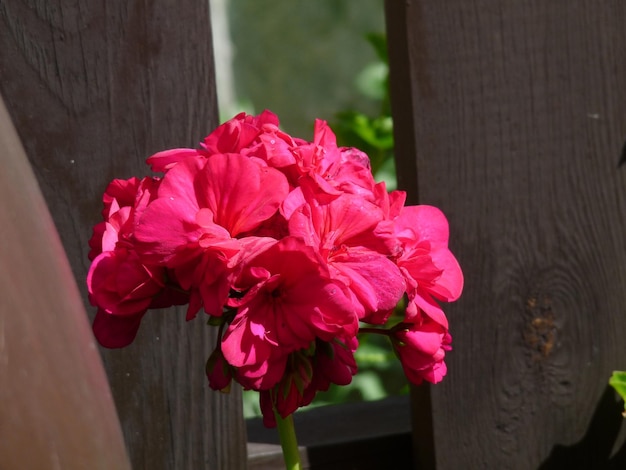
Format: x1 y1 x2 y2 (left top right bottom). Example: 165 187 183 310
134 153 289 318
302 336 358 402
146 110 282 173
287 189 406 323
88 176 160 260
87 177 163 316
88 249 164 316
259 337 358 428
202 109 280 155
86 110 464 429
92 309 146 349
87 176 187 348
259 351 314 427
392 318 452 385
221 237 358 390
206 346 233 392
289 119 378 200
393 205 463 327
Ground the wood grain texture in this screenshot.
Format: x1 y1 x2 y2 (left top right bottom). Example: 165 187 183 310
0 2 246 469
0 95 130 469
386 1 626 468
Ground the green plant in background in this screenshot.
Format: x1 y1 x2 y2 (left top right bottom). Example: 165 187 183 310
331 33 396 190
610 371 626 416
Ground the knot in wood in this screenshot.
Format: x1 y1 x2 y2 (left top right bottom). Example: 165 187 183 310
523 295 556 360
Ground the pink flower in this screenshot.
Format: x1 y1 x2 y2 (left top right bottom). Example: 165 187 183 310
100 177 156 220
220 237 358 390
287 190 405 322
87 176 168 316
134 153 289 317
202 110 279 155
233 348 289 392
306 336 358 392
258 337 358 428
289 120 377 200
392 318 451 385
92 309 146 349
85 111 465 425
88 177 160 260
206 346 234 392
146 110 280 173
87 176 189 348
87 249 165 315
91 277 188 348
146 148 205 173
246 123 299 170
136 154 288 258
259 352 314 427
394 205 463 327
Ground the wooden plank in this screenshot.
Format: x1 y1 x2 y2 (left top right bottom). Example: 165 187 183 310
0 94 130 469
386 0 626 468
247 395 413 470
0 2 247 469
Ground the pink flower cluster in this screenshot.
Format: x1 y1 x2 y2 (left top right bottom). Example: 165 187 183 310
87 111 463 426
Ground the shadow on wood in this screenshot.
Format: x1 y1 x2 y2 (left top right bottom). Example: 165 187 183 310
539 386 626 470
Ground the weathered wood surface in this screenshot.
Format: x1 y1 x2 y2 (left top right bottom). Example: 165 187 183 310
386 1 626 468
0 94 131 470
0 2 246 469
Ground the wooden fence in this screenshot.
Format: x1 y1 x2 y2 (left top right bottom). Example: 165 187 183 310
386 1 626 469
1 0 626 468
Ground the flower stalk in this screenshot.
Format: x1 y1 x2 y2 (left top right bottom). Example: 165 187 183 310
358 326 392 336
275 411 301 470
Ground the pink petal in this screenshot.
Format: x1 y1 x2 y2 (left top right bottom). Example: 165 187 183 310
330 248 405 317
146 148 202 172
134 196 204 263
196 153 289 236
92 309 146 348
428 249 464 301
412 292 449 329
397 205 450 248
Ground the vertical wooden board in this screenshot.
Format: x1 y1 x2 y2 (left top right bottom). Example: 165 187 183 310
0 2 247 469
387 1 626 468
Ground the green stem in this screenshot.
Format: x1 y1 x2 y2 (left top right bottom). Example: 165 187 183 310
359 326 391 336
275 411 301 470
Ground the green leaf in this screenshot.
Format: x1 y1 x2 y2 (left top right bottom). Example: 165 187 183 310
334 112 393 151
355 62 388 101
365 32 388 63
207 315 226 326
609 370 626 416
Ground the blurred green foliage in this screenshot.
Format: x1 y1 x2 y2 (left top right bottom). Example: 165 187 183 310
331 33 396 190
609 371 626 416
